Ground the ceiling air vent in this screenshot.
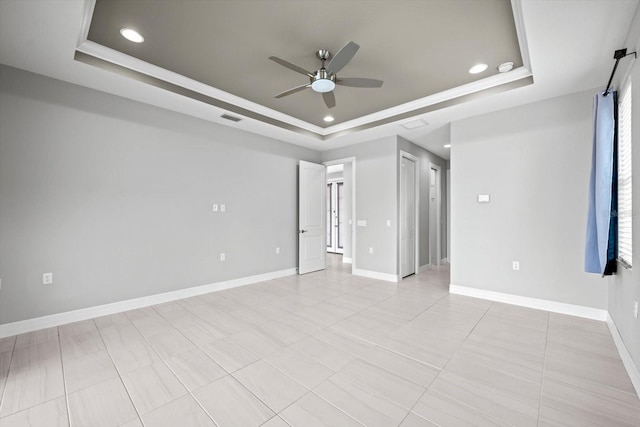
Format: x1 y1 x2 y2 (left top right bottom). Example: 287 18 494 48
221 114 242 123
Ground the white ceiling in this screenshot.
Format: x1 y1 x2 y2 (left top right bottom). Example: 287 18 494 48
0 0 638 160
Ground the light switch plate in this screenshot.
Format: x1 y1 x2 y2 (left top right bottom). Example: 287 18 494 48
42 273 53 285
478 194 490 203
220 204 226 212
356 220 367 227
212 204 218 212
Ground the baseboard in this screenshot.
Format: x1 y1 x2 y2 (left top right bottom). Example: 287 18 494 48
342 257 353 264
449 284 608 321
440 257 449 264
0 268 297 339
606 314 640 398
352 268 399 283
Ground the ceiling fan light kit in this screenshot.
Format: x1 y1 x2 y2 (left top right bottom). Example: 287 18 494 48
270 41 384 109
311 68 336 93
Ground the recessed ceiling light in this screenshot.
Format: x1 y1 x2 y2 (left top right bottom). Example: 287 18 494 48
120 28 144 43
323 115 335 122
468 63 488 74
444 144 452 148
498 62 514 73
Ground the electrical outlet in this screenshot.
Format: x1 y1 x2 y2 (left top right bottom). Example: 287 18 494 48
276 247 280 254
42 272 53 285
369 247 374 254
386 220 391 227
512 261 520 271
634 300 638 319
212 204 218 212
220 253 225 261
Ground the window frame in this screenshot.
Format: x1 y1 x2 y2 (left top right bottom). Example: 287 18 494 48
617 77 633 269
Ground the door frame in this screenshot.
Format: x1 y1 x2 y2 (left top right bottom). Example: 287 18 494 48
429 162 442 266
326 178 344 254
323 157 356 270
399 151 420 278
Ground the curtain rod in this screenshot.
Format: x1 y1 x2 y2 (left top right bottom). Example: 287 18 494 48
603 48 637 96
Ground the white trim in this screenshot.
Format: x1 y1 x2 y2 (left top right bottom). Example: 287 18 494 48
342 257 353 264
76 41 322 134
78 0 96 46
353 268 399 283
606 314 640 398
440 258 449 264
449 284 608 321
511 0 533 73
0 268 296 339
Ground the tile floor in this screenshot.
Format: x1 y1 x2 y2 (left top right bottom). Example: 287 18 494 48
0 255 638 426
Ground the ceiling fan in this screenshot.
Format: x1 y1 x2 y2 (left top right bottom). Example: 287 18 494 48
269 41 383 109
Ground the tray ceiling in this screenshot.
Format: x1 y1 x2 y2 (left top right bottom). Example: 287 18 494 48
80 0 528 136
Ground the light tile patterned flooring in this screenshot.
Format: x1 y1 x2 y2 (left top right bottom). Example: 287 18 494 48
0 255 638 426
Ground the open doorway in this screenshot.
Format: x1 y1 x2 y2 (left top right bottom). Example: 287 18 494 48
323 158 356 272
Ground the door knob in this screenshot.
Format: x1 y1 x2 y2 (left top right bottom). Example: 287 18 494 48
300 229 308 233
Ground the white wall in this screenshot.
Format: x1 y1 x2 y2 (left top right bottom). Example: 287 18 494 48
0 65 320 324
451 88 608 310
607 4 640 371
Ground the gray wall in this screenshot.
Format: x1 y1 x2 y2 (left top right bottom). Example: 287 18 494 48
397 135 448 268
608 5 640 371
321 137 398 275
450 88 608 310
0 65 319 324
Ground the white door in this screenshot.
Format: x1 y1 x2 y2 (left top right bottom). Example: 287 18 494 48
400 156 416 277
299 161 326 274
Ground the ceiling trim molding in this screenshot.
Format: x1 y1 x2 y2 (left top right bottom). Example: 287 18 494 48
325 66 532 135
322 76 534 141
74 50 324 140
511 0 533 73
76 0 533 140
76 40 323 134
78 0 95 46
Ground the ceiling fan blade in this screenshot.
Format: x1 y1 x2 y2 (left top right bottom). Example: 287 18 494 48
336 77 383 88
322 91 336 109
275 84 310 98
326 41 359 74
269 56 314 77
